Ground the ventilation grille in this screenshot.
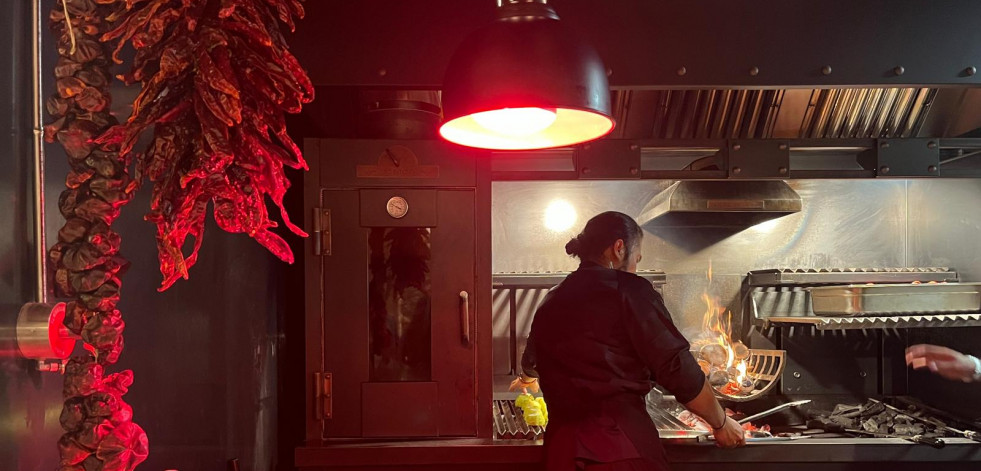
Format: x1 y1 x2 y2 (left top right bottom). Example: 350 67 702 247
611 88 937 140
799 88 936 138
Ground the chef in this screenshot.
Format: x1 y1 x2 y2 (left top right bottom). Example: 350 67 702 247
511 211 745 471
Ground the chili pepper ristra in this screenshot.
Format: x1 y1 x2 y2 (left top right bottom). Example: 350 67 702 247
47 0 312 469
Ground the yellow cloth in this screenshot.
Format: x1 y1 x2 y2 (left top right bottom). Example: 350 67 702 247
516 393 548 426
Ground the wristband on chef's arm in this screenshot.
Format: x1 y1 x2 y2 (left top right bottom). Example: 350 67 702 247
517 375 538 385
967 355 981 383
709 406 727 431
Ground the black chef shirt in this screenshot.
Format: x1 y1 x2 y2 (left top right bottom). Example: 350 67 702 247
522 262 705 469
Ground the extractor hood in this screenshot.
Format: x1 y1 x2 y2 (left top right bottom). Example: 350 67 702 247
637 180 802 228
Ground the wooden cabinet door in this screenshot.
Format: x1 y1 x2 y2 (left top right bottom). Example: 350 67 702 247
318 188 476 438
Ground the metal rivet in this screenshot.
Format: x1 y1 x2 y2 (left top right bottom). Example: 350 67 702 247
629 167 639 175
606 68 613 77
732 167 742 175
793 371 802 379
894 66 905 76
880 141 890 149
582 167 591 174
880 166 891 174
377 68 387 77
927 141 938 149
778 143 788 151
677 66 687 76
749 66 760 76
968 66 978 76
778 167 788 175
733 144 741 151
928 165 938 173
860 371 868 378
822 65 833 75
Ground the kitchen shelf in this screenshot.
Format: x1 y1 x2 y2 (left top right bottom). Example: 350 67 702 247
747 268 958 287
763 313 981 330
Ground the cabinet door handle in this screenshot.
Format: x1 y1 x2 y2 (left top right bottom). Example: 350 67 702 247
459 291 471 347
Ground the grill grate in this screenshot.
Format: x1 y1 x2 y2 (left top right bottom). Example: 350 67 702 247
713 349 786 403
493 400 544 440
765 313 981 330
747 267 957 286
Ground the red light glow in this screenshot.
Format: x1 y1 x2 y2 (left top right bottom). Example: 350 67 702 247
49 302 75 359
440 107 614 150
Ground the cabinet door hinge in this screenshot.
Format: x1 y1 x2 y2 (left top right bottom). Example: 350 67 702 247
314 372 333 419
312 208 331 256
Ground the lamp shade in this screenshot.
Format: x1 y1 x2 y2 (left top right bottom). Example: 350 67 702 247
439 3 614 150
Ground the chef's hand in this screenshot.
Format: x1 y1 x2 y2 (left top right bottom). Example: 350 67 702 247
712 417 747 449
906 344 977 382
508 375 540 393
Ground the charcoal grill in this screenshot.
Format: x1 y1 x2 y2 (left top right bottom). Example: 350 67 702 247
739 266 981 449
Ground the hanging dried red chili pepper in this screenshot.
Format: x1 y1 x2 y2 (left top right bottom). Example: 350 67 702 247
47 1 148 470
98 0 313 291
48 0 312 469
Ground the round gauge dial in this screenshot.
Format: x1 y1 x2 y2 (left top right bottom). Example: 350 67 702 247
386 196 409 219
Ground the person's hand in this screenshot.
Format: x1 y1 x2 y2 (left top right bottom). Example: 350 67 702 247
906 344 976 382
712 417 747 449
508 375 540 393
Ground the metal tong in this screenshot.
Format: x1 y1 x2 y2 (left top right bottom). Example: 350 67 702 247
869 398 981 443
820 422 946 449
737 399 812 425
698 399 811 440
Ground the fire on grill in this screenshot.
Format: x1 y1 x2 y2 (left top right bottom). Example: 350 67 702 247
692 262 756 397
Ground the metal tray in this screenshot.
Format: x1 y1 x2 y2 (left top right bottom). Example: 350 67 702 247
808 283 981 316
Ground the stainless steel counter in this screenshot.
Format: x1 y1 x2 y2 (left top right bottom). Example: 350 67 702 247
296 437 981 470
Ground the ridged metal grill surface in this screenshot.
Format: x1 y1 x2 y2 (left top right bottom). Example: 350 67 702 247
766 313 981 330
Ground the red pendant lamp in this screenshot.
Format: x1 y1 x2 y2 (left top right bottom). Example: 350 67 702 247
439 0 615 150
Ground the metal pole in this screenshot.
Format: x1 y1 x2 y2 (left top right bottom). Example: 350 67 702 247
30 0 47 303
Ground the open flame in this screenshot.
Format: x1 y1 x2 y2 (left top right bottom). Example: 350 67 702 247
697 261 753 395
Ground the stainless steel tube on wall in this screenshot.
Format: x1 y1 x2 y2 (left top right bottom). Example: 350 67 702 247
31 0 47 303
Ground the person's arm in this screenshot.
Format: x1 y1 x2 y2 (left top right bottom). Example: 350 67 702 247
621 276 744 448
906 344 981 383
683 381 745 447
509 323 540 393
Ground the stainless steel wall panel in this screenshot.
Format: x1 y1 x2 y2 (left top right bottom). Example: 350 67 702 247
492 180 910 344
908 180 981 281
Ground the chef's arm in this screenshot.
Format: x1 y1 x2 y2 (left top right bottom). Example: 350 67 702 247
622 277 706 403
682 379 727 428
685 381 746 448
509 330 540 392
520 338 539 379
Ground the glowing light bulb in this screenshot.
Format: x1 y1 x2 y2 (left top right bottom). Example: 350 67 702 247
543 199 576 232
471 107 557 136
750 219 780 233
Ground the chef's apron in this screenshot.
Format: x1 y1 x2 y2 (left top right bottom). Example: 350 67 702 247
542 394 668 471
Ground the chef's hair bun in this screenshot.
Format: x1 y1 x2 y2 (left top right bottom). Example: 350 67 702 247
564 211 642 260
565 237 582 256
